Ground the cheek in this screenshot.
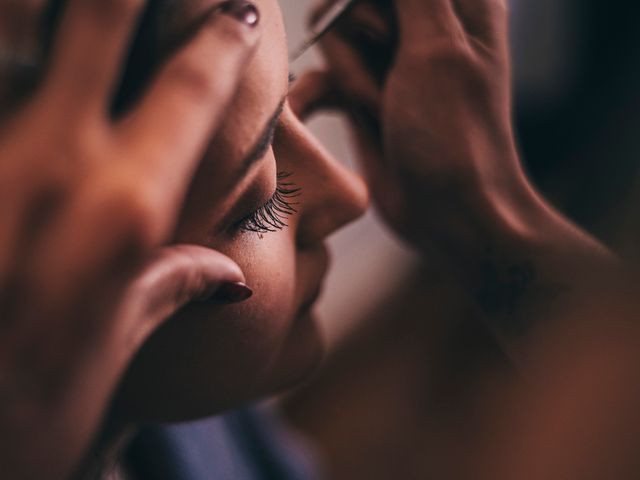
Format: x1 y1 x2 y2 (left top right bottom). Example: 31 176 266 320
183 231 300 412
114 230 301 421
223 229 298 349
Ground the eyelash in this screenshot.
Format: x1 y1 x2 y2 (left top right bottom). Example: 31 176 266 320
236 172 302 235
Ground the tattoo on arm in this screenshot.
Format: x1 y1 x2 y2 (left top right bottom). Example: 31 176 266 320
475 249 569 336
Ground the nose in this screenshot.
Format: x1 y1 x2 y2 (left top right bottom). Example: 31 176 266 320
275 108 369 247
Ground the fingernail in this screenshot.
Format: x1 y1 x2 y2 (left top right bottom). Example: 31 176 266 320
209 282 254 304
219 1 260 27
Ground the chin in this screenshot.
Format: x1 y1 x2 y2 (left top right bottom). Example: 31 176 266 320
111 306 325 424
259 310 326 395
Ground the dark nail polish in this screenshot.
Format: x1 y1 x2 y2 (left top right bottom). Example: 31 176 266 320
220 1 260 27
209 282 253 304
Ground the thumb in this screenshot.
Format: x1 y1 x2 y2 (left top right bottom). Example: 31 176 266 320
122 245 251 344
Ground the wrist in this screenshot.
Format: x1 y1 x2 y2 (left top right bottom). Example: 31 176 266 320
415 156 619 346
468 174 620 359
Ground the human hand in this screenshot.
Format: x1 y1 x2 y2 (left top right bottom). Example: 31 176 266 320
0 0 260 478
297 0 522 260
298 0 617 351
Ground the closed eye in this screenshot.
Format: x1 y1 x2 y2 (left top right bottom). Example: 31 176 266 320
234 172 302 235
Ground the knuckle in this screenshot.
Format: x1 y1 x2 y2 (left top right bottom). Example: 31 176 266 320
91 175 163 251
165 60 219 102
414 41 492 91
401 35 471 70
117 193 163 250
424 39 474 68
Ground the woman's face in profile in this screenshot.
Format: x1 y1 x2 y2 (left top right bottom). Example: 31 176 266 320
114 0 368 421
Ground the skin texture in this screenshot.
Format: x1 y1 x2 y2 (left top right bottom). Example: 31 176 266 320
297 0 621 360
0 0 263 478
112 0 368 421
0 0 366 476
0 0 635 478
286 1 639 478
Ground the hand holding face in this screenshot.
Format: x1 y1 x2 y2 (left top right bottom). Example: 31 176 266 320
299 0 525 261
299 0 618 353
383 0 521 247
0 1 259 478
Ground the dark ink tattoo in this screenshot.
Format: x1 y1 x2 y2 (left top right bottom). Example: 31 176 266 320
476 249 568 336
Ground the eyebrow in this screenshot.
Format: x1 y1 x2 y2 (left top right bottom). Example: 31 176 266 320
236 97 286 179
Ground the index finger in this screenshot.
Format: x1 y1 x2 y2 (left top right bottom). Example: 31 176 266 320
119 2 261 223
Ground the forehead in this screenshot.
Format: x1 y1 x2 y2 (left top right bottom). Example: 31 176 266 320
161 0 289 89
155 0 289 113
162 0 290 182
209 0 289 160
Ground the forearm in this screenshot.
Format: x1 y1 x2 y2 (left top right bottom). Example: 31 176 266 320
434 169 621 364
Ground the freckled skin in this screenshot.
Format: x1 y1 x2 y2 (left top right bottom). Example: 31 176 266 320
113 0 368 421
